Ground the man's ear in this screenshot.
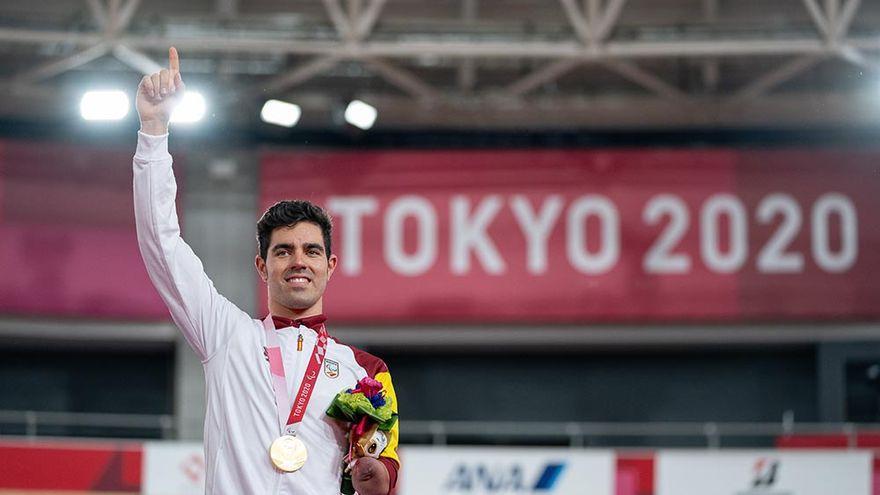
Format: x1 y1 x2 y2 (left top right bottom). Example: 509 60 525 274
255 255 268 282
327 254 338 280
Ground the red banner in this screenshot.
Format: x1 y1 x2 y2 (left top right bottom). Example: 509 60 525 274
0 439 878 495
0 439 141 491
262 148 880 323
0 139 174 320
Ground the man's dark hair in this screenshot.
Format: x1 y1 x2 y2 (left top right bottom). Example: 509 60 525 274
256 200 333 260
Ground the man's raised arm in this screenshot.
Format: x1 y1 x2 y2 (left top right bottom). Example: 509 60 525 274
133 47 248 361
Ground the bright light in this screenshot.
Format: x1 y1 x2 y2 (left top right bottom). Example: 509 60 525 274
260 99 302 127
80 90 129 121
170 91 206 124
344 99 377 130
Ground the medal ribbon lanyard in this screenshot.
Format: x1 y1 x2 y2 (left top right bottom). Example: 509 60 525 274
262 316 329 436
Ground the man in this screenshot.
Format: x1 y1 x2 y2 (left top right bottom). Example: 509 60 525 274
133 47 399 495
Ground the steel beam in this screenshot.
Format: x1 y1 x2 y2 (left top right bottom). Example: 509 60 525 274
602 60 687 101
112 44 162 75
112 0 141 34
327 90 880 129
595 0 628 42
702 59 719 92
733 55 823 100
559 0 591 43
504 58 584 97
321 0 354 40
825 0 840 32
362 57 440 100
703 0 719 21
0 26 849 60
802 0 831 38
836 0 862 39
457 0 478 92
354 0 387 40
259 55 344 95
12 42 110 84
838 45 880 71
86 0 108 29
458 58 476 92
586 0 601 26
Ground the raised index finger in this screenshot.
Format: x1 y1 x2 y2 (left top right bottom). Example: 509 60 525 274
169 46 180 73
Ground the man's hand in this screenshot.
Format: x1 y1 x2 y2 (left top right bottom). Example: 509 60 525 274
136 47 185 135
351 457 390 495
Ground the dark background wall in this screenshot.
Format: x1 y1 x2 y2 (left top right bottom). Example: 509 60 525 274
0 346 174 438
384 348 819 423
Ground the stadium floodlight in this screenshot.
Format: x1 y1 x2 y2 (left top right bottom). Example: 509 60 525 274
261 99 302 128
344 99 377 130
170 91 206 124
80 90 129 121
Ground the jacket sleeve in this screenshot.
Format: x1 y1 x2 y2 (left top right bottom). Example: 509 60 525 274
351 346 401 494
375 367 400 494
133 132 251 361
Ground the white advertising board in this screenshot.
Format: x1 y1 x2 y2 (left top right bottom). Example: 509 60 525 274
656 450 871 495
142 441 205 495
397 446 615 495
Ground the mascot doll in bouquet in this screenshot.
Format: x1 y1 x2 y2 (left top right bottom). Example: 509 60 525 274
326 377 398 494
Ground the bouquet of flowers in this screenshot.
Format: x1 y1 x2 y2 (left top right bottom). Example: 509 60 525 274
326 376 398 494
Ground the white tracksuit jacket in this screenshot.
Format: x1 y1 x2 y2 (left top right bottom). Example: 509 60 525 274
133 132 400 495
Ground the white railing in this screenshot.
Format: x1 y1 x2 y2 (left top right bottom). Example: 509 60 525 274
1 409 878 448
402 420 879 448
0 410 175 439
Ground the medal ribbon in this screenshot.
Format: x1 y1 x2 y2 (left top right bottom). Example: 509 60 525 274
262 315 329 435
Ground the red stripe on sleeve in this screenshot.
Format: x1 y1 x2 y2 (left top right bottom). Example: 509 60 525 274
350 345 389 379
378 456 399 494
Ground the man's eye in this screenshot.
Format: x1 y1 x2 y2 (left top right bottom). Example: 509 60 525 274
275 250 289 257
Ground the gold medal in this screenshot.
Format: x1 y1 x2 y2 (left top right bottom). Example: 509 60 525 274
269 435 308 472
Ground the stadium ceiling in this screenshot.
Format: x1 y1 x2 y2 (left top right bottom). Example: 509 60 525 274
1 0 879 130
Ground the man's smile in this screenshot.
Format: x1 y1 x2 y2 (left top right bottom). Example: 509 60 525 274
284 274 312 286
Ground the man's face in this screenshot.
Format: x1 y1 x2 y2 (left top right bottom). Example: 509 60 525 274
255 222 337 316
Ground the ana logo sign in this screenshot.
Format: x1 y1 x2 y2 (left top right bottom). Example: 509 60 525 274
443 462 566 493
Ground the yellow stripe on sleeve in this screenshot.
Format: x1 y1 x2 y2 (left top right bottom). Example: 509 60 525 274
375 370 400 464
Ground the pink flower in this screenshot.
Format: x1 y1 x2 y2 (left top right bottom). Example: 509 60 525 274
357 377 383 398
